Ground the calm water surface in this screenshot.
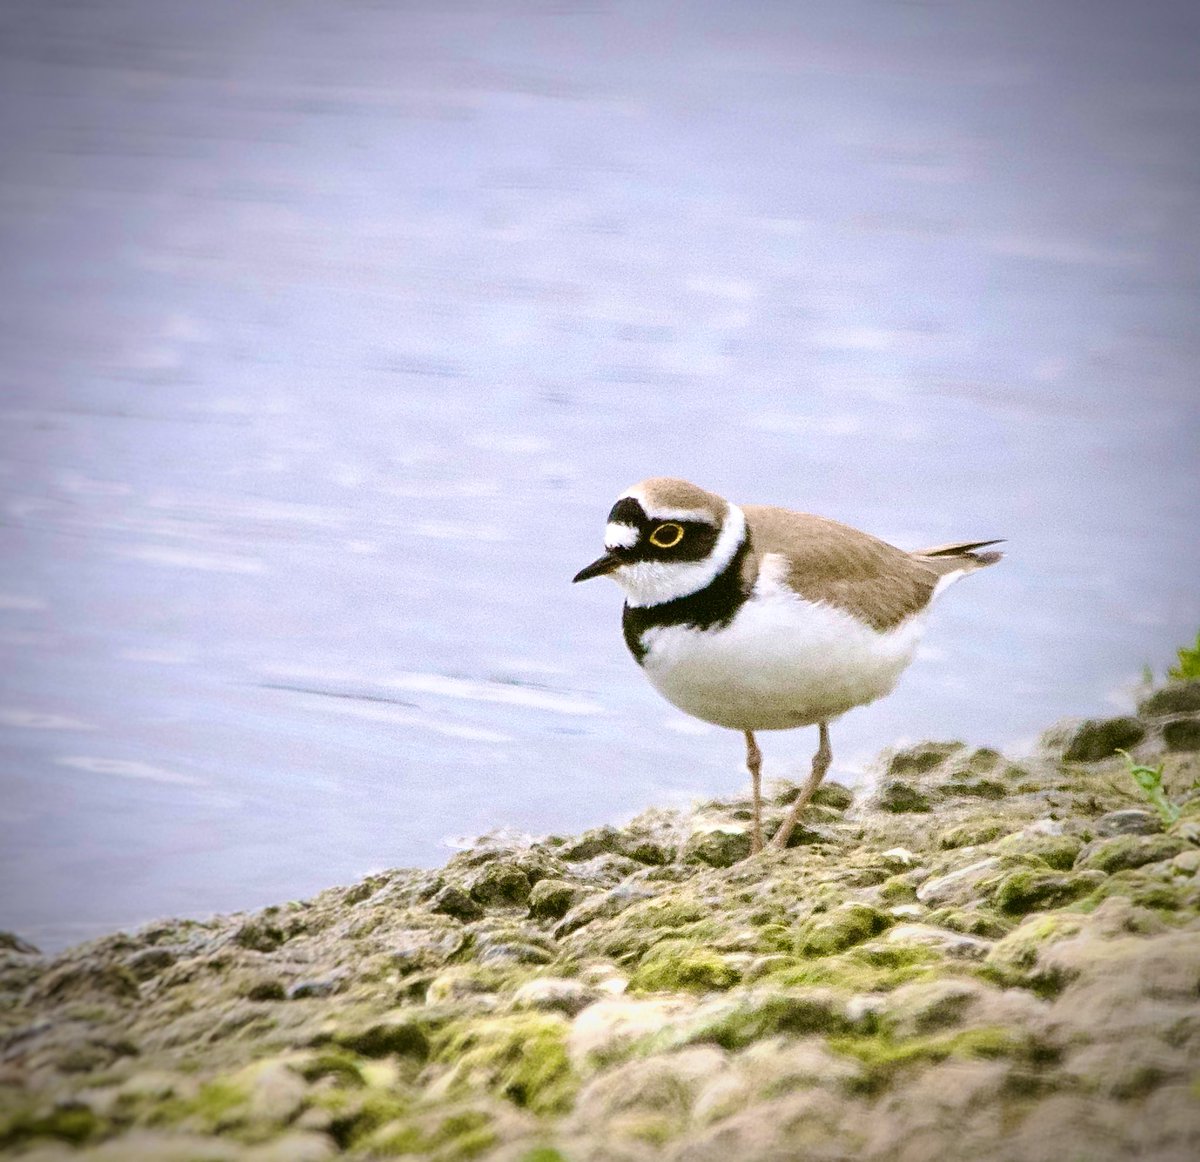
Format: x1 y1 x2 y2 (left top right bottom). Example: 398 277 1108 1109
2 0 1198 949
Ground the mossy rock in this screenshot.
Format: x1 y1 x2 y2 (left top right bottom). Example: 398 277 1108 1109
334 1013 432 1060
233 917 287 952
1095 809 1162 837
938 821 1009 849
796 904 891 957
665 988 850 1050
1074 834 1191 874
1138 680 1200 717
924 907 1011 940
682 824 752 868
527 879 585 921
28 959 139 1004
629 941 741 994
873 779 933 813
992 869 1106 915
432 1015 575 1114
984 912 1087 986
1163 717 1200 751
0 1103 104 1150
830 1025 1031 1095
1061 717 1147 762
886 741 966 776
558 826 672 866
995 832 1084 871
470 863 533 908
431 885 486 923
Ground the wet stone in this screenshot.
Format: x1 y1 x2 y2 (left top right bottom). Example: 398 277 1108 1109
1061 716 1146 762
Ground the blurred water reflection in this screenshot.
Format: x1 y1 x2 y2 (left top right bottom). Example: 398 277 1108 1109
1 0 1197 949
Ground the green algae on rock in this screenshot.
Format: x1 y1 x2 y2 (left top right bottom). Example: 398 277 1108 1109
3 682 1200 1161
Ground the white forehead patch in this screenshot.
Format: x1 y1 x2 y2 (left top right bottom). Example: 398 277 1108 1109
605 522 640 550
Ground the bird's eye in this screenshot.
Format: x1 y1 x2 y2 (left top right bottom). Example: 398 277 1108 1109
649 522 685 549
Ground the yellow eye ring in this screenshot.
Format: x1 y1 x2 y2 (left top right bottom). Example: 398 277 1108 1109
649 522 685 549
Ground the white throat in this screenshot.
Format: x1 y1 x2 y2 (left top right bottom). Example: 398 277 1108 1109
613 504 747 608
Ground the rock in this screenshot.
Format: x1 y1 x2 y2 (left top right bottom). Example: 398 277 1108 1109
915 857 1004 907
938 821 1008 849
10 697 1200 1162
513 978 599 1016
474 933 554 967
242 977 287 1002
1163 717 1200 751
559 825 674 866
233 917 286 952
570 1045 725 1135
886 741 967 775
554 881 657 939
682 822 753 868
429 884 485 922
993 869 1106 915
667 988 849 1050
0 931 40 956
630 943 741 993
875 978 989 1037
470 862 533 908
1138 680 1200 717
883 923 993 960
287 977 342 1000
872 778 932 813
1060 716 1146 762
426 968 499 1006
333 1013 430 1059
124 948 177 981
1094 809 1162 836
244 1058 308 1124
28 958 139 1004
1075 834 1190 874
796 904 890 957
568 997 696 1069
528 878 586 921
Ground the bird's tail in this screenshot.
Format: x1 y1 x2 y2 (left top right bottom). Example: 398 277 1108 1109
913 538 1004 574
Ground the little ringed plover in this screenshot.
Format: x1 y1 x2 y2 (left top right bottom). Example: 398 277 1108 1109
573 478 1002 853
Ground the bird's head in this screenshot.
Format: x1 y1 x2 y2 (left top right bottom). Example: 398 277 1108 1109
573 477 747 607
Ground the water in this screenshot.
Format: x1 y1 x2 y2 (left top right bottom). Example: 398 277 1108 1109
1 0 1197 951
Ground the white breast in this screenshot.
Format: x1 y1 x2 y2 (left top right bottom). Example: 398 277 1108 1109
638 554 927 731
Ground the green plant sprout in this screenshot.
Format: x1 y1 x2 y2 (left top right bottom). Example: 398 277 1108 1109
1115 749 1180 825
1168 629 1200 680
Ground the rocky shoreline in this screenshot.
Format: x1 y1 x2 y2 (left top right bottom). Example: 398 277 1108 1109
3 681 1199 1161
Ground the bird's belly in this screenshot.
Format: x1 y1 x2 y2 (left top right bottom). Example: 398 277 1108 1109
640 593 925 731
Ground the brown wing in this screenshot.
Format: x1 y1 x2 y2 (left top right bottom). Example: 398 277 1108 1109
741 506 939 632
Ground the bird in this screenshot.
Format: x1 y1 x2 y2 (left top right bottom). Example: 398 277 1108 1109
573 478 1002 853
